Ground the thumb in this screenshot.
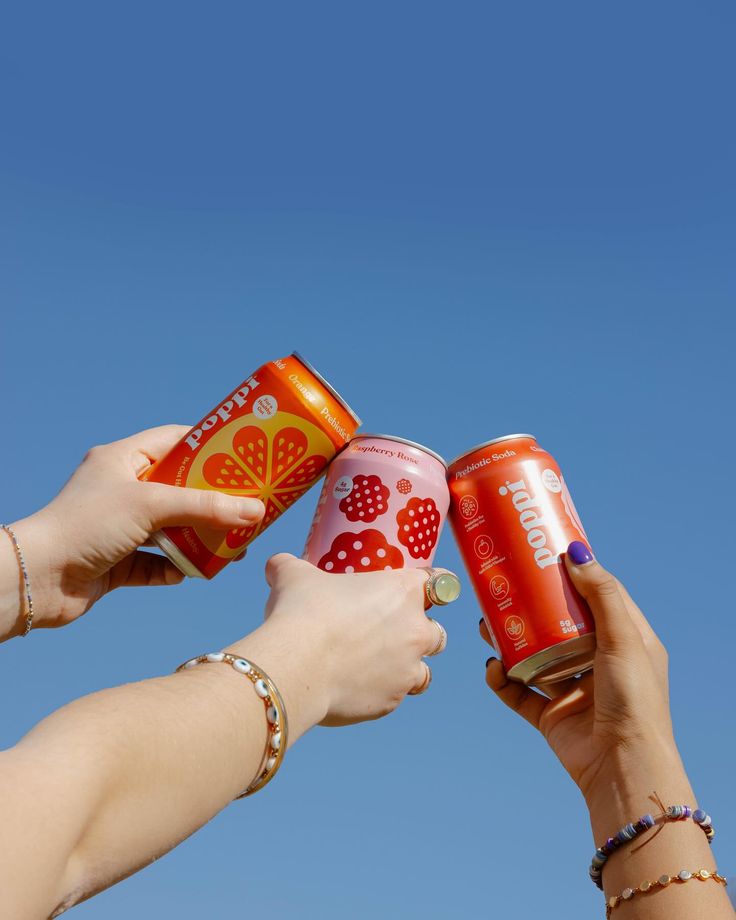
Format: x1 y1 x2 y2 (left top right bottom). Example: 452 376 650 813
137 482 265 531
563 541 641 655
264 552 313 588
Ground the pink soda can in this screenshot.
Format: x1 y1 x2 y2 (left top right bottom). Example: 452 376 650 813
303 434 450 572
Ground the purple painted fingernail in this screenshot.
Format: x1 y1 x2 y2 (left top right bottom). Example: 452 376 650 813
567 541 594 565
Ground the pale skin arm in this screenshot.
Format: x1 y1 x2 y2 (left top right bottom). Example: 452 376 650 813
0 425 265 642
483 546 733 919
0 555 446 919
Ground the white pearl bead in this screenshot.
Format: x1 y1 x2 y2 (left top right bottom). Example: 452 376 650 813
266 705 278 724
206 652 225 662
182 658 199 669
265 757 277 772
232 659 252 674
271 732 281 751
254 679 269 698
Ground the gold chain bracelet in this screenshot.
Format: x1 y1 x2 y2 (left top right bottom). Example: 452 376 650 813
606 867 727 917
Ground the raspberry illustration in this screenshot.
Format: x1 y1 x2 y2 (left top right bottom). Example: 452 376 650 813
318 529 404 573
396 497 441 560
339 474 390 523
396 478 412 495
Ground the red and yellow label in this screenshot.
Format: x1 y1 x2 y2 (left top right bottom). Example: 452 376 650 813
144 354 359 578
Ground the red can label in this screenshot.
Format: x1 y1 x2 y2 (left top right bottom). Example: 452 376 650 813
144 354 360 578
448 436 594 677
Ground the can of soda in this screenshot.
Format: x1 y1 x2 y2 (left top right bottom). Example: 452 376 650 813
303 434 450 572
447 434 595 684
143 352 361 579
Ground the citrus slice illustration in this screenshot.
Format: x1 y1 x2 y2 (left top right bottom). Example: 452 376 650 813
187 411 334 558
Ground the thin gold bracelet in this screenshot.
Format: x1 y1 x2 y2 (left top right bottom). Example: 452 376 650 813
176 652 288 798
606 867 727 917
1 524 34 636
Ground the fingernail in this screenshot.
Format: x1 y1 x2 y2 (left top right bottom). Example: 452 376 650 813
237 498 264 520
479 618 484 628
567 540 594 566
485 656 496 668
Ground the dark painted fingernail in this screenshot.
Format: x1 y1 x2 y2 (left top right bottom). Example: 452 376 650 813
485 656 496 668
479 618 484 628
567 541 594 565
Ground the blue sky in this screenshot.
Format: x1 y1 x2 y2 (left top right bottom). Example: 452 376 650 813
1 3 735 917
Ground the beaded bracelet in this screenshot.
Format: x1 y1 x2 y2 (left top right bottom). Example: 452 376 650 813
176 652 288 798
605 867 727 918
1 524 34 636
590 803 715 888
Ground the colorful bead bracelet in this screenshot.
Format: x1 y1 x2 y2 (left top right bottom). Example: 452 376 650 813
605 867 727 918
176 652 288 798
590 804 715 888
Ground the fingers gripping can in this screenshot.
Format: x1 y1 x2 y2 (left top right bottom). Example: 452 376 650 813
447 434 595 684
144 353 361 579
303 434 450 572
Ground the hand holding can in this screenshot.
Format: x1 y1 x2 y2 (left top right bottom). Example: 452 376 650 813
448 434 595 684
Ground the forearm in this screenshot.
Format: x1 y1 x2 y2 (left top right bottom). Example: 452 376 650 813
0 620 327 918
585 742 732 918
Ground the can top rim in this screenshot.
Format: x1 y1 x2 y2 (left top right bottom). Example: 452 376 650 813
447 433 537 468
350 433 447 467
291 351 363 427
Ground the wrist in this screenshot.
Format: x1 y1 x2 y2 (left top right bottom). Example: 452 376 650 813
224 619 331 745
584 738 694 840
6 511 65 630
582 741 725 908
1 512 64 639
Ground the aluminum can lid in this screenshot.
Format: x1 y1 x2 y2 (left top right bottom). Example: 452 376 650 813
291 351 362 427
447 433 536 469
354 432 447 467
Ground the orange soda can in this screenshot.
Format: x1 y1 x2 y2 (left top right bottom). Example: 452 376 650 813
143 352 361 579
447 434 595 684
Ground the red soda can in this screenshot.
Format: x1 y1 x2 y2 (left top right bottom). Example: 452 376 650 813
303 434 450 572
144 352 361 579
447 434 595 684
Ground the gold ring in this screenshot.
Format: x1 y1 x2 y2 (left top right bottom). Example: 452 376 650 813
426 618 447 656
424 571 462 608
409 662 432 696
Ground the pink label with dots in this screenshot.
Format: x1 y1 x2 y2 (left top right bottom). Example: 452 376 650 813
303 435 450 572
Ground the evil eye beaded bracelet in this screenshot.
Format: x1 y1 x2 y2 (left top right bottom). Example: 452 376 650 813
176 652 288 798
589 804 715 888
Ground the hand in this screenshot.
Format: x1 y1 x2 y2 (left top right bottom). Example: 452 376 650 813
5 426 264 634
239 554 455 729
482 542 678 805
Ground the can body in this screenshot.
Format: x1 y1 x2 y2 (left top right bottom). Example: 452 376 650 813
447 434 595 684
303 435 449 572
144 353 360 579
